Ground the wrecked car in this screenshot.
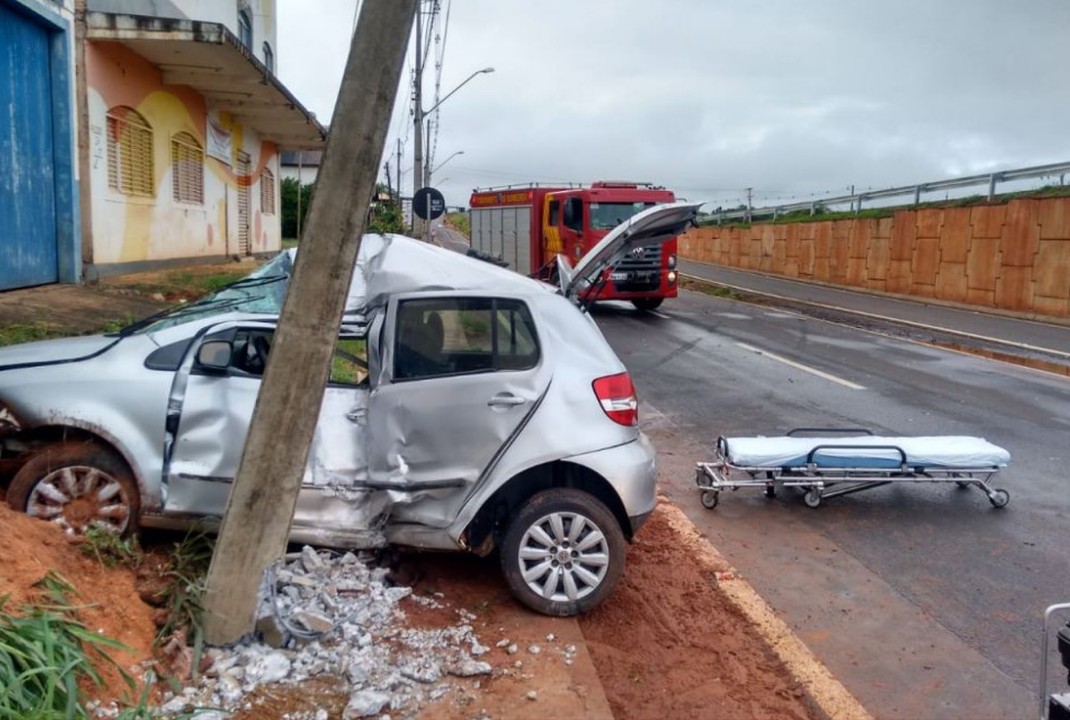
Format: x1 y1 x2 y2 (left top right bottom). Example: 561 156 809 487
0 202 700 616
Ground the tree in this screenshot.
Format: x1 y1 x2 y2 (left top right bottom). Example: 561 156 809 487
281 177 313 239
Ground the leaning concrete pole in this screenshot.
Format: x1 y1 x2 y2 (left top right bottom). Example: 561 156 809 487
202 0 418 646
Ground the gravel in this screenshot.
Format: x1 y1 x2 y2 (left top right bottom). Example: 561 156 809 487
150 547 495 719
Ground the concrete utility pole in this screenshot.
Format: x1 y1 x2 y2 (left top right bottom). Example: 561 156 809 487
412 2 425 237
202 0 418 646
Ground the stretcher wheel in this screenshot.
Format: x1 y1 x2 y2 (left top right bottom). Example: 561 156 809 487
700 491 720 509
765 485 776 499
988 488 1010 508
803 489 822 509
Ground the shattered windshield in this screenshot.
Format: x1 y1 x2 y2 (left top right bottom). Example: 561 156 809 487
589 202 657 230
118 252 294 335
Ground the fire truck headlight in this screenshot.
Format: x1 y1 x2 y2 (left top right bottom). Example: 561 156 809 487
668 270 678 284
667 253 677 270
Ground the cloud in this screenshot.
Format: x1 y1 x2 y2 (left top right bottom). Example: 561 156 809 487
277 0 1070 209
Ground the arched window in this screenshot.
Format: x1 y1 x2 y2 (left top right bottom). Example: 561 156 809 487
238 8 253 48
260 167 276 215
171 131 204 205
106 106 154 197
263 42 274 72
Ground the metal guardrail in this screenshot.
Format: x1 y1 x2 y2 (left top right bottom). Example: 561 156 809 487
709 161 1070 224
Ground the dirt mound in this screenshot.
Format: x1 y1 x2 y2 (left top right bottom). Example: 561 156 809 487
0 504 157 703
578 501 818 720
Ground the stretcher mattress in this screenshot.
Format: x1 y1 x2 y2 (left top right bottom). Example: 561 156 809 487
721 435 1011 470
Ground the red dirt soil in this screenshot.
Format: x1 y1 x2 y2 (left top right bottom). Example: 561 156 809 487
0 503 158 706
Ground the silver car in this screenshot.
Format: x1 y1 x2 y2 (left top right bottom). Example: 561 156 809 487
0 203 699 616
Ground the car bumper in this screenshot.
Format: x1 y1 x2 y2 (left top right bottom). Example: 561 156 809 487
567 432 657 531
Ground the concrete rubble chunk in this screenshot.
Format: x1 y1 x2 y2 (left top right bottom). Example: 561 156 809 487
528 645 541 655
255 614 288 649
495 638 510 648
446 659 493 677
293 609 335 634
527 690 538 701
301 545 326 574
343 689 391 718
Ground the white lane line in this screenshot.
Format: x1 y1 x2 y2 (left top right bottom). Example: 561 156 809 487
736 342 866 390
649 310 672 320
681 271 1070 360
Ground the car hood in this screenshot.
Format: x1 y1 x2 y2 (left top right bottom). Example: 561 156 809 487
562 201 702 301
0 333 123 372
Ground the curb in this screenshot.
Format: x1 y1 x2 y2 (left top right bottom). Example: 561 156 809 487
658 500 873 720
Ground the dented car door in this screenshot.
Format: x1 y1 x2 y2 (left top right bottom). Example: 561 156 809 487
164 322 376 534
365 293 550 505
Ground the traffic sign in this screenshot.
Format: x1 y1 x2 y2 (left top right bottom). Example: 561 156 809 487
413 186 446 220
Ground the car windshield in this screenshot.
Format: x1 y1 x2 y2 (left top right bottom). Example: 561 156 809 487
588 202 657 230
117 252 294 336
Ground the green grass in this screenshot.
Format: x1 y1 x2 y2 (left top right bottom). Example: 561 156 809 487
0 572 135 720
700 184 1070 229
80 527 142 569
0 323 64 348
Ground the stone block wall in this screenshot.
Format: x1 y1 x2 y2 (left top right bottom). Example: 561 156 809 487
679 197 1070 317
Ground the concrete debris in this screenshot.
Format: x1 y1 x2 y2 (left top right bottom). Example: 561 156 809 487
495 638 510 648
506 643 518 655
343 689 391 718
528 645 541 655
526 690 538 701
145 546 496 720
545 633 556 642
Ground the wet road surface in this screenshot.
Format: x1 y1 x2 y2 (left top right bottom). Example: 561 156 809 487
593 289 1070 719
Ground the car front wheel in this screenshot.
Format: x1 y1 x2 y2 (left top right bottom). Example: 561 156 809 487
7 442 140 536
500 488 625 616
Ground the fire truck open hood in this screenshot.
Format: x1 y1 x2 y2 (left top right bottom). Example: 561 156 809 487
562 201 702 302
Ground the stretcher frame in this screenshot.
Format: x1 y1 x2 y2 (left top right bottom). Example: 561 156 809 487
694 427 1011 510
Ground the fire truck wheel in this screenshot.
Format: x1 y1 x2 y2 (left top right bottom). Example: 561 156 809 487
500 489 625 617
631 298 664 312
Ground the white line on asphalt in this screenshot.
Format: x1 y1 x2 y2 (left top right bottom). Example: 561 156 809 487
681 271 1070 360
736 342 866 390
649 310 672 320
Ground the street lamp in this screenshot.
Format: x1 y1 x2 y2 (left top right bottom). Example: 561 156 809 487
428 150 464 186
412 62 494 235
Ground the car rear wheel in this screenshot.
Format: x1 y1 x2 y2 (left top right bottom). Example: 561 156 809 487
500 489 625 616
631 298 664 312
7 443 140 536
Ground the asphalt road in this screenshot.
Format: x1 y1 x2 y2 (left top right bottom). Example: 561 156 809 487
592 290 1070 719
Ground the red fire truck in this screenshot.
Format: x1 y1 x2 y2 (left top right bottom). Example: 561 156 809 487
468 181 679 310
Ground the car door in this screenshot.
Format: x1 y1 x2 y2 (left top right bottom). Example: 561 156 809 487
163 321 372 521
563 201 702 302
365 293 550 499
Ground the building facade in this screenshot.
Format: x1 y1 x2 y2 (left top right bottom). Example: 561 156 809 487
0 0 325 289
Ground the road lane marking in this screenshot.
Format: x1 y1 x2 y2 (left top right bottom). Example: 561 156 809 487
681 271 1070 360
736 342 866 390
649 310 671 320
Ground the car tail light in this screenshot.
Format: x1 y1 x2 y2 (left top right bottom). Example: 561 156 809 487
592 372 638 426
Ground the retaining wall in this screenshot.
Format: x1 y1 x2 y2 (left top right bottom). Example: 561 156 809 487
679 197 1070 318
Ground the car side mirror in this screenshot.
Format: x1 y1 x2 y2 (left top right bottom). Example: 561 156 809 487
195 340 233 372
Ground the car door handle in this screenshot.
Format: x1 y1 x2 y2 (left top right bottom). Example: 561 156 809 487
487 393 527 408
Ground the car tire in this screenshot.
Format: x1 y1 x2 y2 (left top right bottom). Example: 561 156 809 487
631 298 664 312
7 442 140 536
500 488 625 616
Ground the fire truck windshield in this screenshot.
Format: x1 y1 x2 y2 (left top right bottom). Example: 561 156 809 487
589 201 657 230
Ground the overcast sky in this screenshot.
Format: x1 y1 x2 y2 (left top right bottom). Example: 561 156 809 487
276 1 1070 210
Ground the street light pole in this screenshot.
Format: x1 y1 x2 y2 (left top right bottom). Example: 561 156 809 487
412 63 493 237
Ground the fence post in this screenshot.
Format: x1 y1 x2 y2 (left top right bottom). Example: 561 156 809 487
987 173 998 201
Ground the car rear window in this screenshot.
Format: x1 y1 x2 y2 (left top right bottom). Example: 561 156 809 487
394 298 539 381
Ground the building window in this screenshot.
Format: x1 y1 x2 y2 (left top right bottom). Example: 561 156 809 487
106 106 154 197
260 167 276 215
238 8 253 48
263 42 274 72
171 132 204 205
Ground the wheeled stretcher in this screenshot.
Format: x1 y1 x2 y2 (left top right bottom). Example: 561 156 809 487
695 427 1011 509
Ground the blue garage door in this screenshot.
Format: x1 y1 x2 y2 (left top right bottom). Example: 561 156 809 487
0 2 59 291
